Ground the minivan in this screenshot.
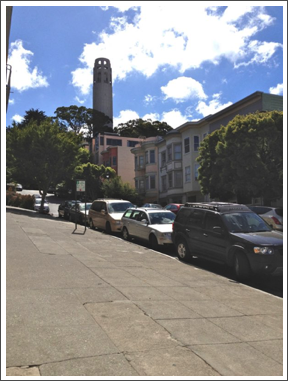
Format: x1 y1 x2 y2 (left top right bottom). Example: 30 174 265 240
88 199 134 234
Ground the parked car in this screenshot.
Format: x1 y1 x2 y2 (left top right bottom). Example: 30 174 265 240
247 206 283 231
89 199 134 234
69 202 92 224
164 203 184 214
172 202 283 281
34 198 50 214
58 200 80 219
142 203 163 209
121 207 176 250
16 183 23 191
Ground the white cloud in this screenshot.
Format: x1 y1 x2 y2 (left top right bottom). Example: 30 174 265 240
8 40 49 92
161 109 188 128
234 40 282 68
12 114 24 123
143 113 160 121
9 99 15 105
113 109 139 127
196 95 233 117
269 83 283 95
144 94 157 105
72 5 280 95
75 96 86 104
161 77 207 103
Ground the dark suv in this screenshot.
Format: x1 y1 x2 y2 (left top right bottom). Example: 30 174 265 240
172 202 283 281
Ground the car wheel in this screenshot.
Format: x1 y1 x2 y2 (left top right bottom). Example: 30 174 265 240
89 219 95 230
234 251 250 281
105 222 112 234
149 234 159 250
176 238 191 262
122 227 130 241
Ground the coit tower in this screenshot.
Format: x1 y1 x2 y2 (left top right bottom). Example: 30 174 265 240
93 58 113 131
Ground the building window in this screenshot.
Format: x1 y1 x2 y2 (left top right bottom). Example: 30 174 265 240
135 156 137 169
174 171 183 187
150 175 156 189
112 156 117 166
167 145 172 161
127 140 139 147
161 175 167 192
194 136 200 151
146 175 156 190
203 132 207 139
106 138 122 146
185 166 191 182
145 151 149 164
184 137 190 153
135 179 138 189
174 144 182 160
150 150 155 164
139 156 144 168
139 179 145 191
161 151 166 167
168 172 173 188
195 163 200 180
100 137 104 145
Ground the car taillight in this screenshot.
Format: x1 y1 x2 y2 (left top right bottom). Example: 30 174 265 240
272 217 282 225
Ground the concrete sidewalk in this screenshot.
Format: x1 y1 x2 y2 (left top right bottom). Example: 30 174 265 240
5 208 285 377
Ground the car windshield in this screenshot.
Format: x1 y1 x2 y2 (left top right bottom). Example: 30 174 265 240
108 202 134 213
222 212 272 233
78 203 92 211
148 212 175 225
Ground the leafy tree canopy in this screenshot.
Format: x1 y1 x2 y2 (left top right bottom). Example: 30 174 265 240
6 108 47 130
7 118 82 204
102 176 144 206
114 118 173 137
197 111 283 204
54 105 112 138
73 163 116 201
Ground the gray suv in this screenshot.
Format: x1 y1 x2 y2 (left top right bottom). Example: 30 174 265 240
172 202 283 281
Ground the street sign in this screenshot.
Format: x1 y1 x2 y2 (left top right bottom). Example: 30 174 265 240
76 180 85 192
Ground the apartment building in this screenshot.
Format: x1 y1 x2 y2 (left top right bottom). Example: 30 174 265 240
131 91 283 205
131 136 162 203
91 132 143 187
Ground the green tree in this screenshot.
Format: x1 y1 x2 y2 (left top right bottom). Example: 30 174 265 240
7 118 82 210
102 176 144 205
54 105 112 138
73 163 116 201
197 111 283 204
114 119 173 137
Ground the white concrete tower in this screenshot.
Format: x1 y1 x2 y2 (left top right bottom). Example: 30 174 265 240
93 58 113 131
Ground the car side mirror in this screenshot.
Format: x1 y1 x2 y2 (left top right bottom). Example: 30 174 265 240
101 209 107 215
213 226 224 235
141 219 148 225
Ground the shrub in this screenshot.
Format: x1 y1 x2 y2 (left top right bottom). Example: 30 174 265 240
6 192 34 210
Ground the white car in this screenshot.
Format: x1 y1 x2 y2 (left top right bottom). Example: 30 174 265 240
34 198 50 214
16 183 23 191
248 206 283 231
121 207 176 250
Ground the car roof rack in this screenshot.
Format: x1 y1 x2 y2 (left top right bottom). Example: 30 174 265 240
183 202 250 213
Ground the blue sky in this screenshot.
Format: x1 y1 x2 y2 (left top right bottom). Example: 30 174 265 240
3 2 286 129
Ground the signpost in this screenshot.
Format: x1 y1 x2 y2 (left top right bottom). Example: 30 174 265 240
74 180 86 233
